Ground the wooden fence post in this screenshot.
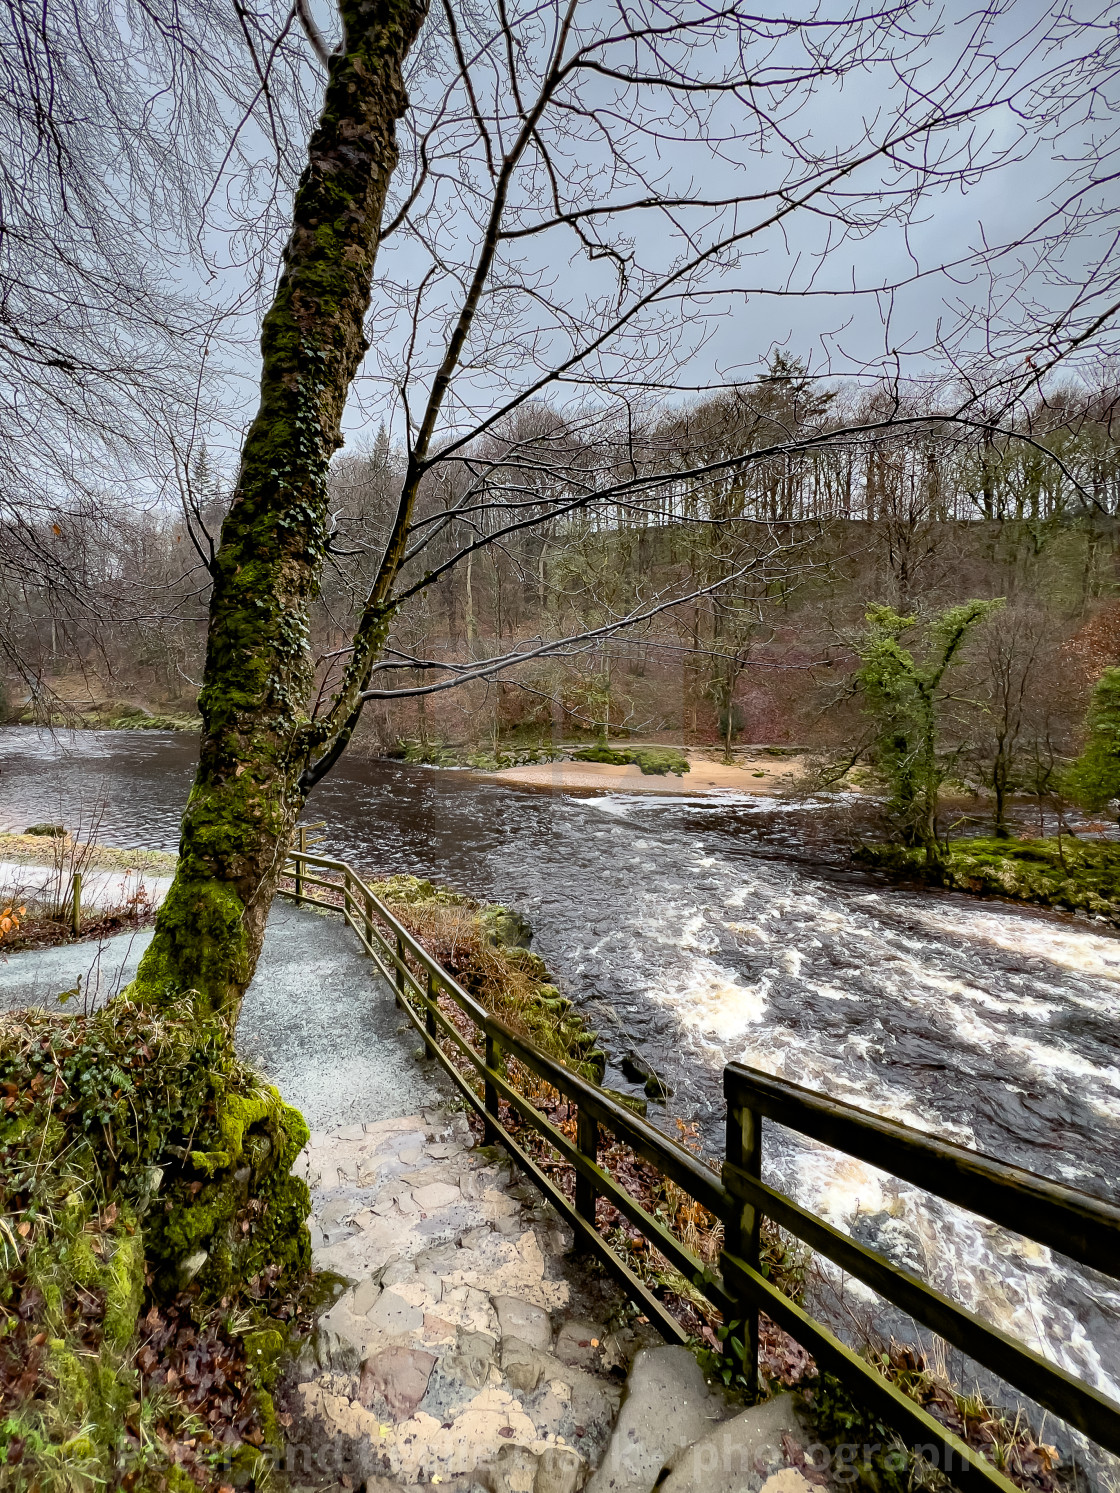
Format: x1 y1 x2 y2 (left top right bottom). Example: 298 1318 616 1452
71 872 81 937
575 1106 599 1249
395 931 406 1009
425 970 438 1057
294 826 306 904
724 1075 762 1398
484 1030 500 1144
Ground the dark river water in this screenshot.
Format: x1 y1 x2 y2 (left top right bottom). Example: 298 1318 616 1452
1 727 1117 1439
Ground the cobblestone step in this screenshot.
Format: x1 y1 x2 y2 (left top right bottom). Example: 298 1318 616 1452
280 1110 814 1493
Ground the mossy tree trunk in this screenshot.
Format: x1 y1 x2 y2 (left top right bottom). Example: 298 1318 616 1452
129 0 428 1023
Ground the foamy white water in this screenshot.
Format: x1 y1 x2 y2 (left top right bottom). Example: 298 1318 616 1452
558 792 1120 1419
0 733 1115 1460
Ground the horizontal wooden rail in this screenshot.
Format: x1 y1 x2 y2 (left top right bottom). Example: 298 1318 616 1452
279 850 1119 1493
724 1064 1120 1279
723 1161 1120 1452
722 1251 1021 1493
724 1063 1120 1465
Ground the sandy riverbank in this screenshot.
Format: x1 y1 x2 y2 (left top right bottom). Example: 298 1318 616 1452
478 751 807 795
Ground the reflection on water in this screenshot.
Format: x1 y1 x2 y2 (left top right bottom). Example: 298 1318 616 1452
1 728 1118 1423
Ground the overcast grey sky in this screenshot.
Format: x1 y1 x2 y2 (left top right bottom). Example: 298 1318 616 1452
193 0 1120 472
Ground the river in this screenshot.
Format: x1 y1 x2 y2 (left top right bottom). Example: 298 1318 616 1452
1 727 1117 1454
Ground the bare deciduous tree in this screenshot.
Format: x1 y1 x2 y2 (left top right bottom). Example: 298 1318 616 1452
8 0 1115 1019
0 0 319 695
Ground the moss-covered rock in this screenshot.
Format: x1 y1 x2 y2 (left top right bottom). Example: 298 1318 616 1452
480 905 534 950
856 837 1120 921
0 1001 311 1488
572 744 690 776
369 873 473 908
397 738 565 770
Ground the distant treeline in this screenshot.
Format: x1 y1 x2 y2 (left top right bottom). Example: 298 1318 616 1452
5 361 1120 767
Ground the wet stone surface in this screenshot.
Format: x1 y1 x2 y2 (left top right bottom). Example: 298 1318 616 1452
280 1111 813 1492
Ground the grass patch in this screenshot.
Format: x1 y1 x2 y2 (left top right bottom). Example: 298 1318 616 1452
108 714 201 732
0 835 177 876
1 906 157 956
17 710 200 732
857 837 1120 921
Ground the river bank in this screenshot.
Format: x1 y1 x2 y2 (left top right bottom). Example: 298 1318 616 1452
858 838 1120 924
0 729 1116 1432
477 750 808 796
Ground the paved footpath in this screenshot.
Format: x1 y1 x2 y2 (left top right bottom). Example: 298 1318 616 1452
0 890 817 1492
0 898 441 1131
282 1112 817 1493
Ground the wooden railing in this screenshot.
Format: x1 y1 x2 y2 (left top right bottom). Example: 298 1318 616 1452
279 849 1120 1493
722 1065 1120 1483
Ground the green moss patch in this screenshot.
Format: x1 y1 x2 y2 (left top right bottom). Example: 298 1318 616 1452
0 1002 310 1489
391 739 689 775
17 710 201 732
856 837 1120 921
109 713 202 732
396 739 564 770
571 745 690 776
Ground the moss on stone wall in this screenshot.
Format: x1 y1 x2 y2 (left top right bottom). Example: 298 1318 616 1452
0 1002 310 1488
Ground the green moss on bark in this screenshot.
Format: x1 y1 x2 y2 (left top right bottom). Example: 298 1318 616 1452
129 0 429 1023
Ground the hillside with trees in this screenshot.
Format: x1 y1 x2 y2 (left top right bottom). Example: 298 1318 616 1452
9 357 1120 800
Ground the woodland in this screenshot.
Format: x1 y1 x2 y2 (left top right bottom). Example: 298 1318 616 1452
3 0 1120 1485
10 361 1120 820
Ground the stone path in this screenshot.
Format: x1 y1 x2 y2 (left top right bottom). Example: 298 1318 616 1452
281 1112 818 1493
236 902 449 1133
0 915 155 1012
0 900 442 1133
0 878 820 1491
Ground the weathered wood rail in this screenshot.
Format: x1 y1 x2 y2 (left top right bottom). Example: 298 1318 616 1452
280 849 1120 1493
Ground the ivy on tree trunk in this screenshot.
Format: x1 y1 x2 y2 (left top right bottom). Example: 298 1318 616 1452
130 0 428 1022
